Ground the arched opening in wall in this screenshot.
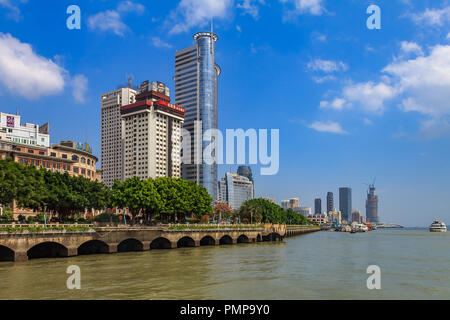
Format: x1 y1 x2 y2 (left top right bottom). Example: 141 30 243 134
150 237 172 249
0 245 14 262
27 242 68 260
256 234 262 242
219 235 233 245
78 240 109 255
237 235 249 244
118 238 143 252
263 233 283 242
177 236 195 248
200 236 215 246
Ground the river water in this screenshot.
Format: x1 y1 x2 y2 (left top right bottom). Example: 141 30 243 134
1 229 449 299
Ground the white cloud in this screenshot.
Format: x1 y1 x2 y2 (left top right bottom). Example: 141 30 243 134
400 41 423 56
308 121 348 135
237 0 265 19
281 0 325 20
88 1 145 36
151 37 173 49
312 75 336 83
236 25 242 32
321 82 398 113
88 11 128 36
363 118 373 126
314 33 327 42
0 33 66 99
307 59 348 73
71 74 88 104
383 45 450 116
410 6 450 26
168 0 233 34
0 0 21 21
321 43 450 138
117 1 145 14
447 32 450 39
280 0 325 15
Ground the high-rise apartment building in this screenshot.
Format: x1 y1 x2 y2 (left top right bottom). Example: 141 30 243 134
101 87 136 187
366 184 379 223
175 31 220 199
120 81 185 180
218 172 254 210
327 192 334 213
314 198 322 214
339 187 352 223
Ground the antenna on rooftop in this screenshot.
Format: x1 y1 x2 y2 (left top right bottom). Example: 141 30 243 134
127 75 133 89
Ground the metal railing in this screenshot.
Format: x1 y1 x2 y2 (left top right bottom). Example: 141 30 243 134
0 223 94 228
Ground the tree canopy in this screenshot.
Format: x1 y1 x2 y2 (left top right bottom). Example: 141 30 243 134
239 198 309 225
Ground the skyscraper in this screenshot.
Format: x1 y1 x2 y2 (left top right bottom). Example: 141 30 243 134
101 87 136 187
175 31 220 200
314 198 322 214
339 187 352 223
120 81 185 180
366 184 379 223
327 192 334 213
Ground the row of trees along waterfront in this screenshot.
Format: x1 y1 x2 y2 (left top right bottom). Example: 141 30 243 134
0 159 309 225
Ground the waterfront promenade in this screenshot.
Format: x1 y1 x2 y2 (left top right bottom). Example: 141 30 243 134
0 224 320 262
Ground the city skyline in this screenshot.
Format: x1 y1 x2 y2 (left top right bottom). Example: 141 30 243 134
1 1 450 226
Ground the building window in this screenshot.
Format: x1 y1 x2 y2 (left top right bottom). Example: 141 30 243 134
62 154 67 159
50 152 56 157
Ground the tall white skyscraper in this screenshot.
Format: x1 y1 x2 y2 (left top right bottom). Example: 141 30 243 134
100 87 136 187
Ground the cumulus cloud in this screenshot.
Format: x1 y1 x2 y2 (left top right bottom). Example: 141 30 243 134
71 74 88 104
308 121 348 135
410 6 450 26
321 44 450 138
383 45 450 116
0 33 66 99
168 0 233 34
88 1 145 36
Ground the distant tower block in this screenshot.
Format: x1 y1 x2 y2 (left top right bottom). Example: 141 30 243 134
366 184 379 223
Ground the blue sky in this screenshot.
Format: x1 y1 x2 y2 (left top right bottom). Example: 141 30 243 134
1 0 450 226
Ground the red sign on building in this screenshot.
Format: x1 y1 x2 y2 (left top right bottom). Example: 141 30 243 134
6 116 14 128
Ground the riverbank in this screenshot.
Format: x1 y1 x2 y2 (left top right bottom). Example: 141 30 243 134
0 224 320 262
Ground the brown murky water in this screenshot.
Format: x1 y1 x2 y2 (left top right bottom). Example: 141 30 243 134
1 229 449 299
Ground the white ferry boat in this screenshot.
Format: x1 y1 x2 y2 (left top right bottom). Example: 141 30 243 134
429 219 447 232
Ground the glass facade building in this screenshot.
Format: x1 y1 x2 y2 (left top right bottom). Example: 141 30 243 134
175 32 220 200
339 187 352 223
327 192 334 213
218 172 254 210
